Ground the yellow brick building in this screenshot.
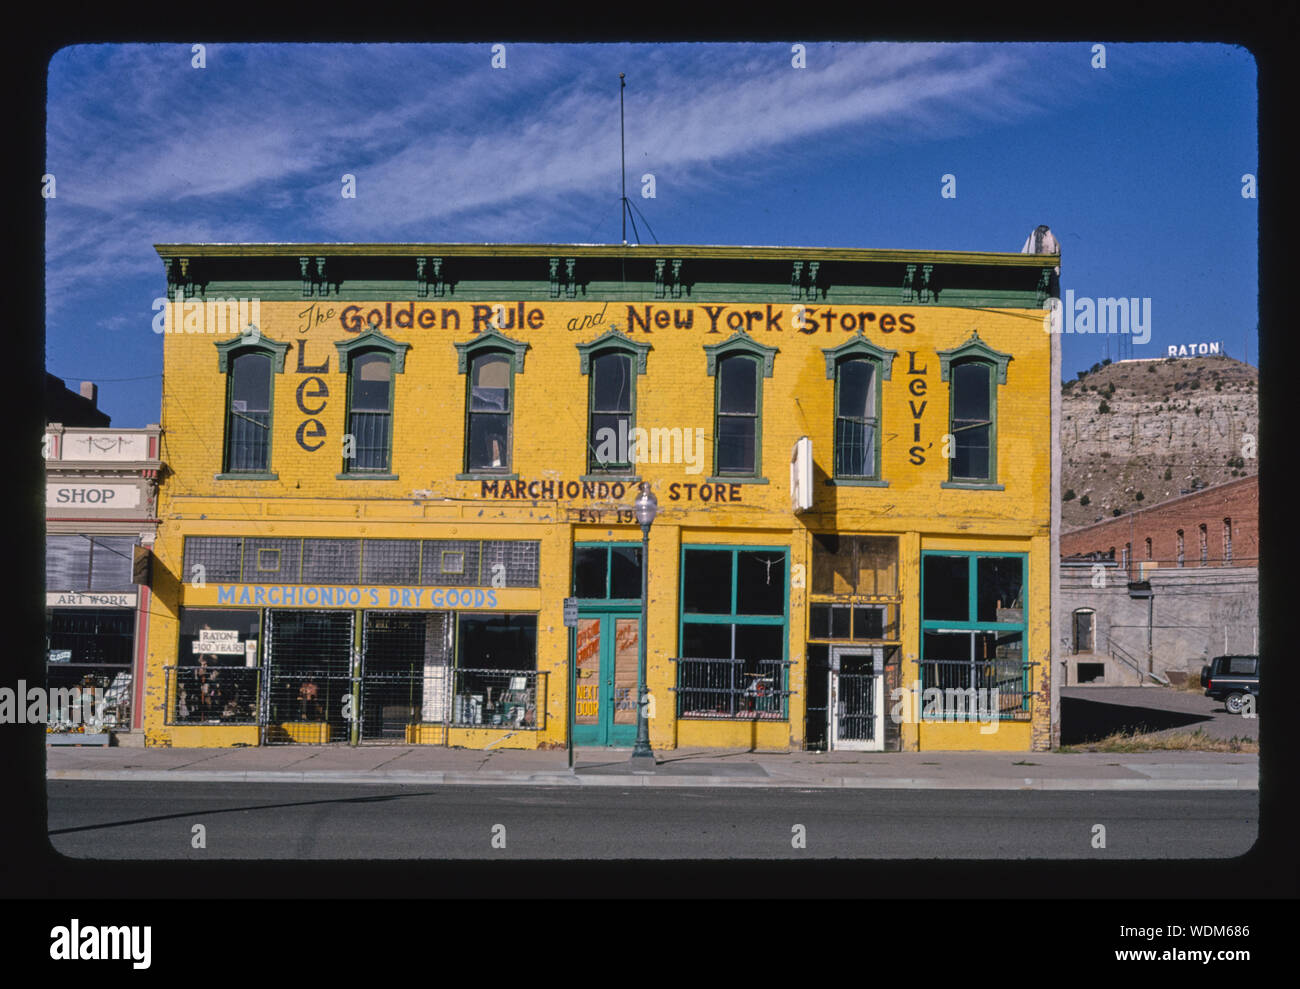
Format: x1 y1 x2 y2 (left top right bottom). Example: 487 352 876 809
143 243 1060 751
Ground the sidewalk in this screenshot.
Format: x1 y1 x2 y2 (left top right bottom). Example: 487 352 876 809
45 745 1258 790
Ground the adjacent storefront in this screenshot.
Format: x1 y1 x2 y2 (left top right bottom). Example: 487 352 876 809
44 425 161 742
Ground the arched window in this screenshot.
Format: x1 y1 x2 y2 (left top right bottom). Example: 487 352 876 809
938 332 1011 488
336 323 409 478
215 328 289 478
823 336 895 483
576 329 651 475
703 331 778 480
454 330 529 477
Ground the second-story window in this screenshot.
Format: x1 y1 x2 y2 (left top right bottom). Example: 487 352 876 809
226 352 272 472
1199 523 1208 566
704 331 778 482
215 329 288 478
454 330 529 479
335 323 408 479
1176 529 1185 567
589 352 633 472
834 357 879 479
716 354 760 475
938 332 1011 488
468 353 512 471
345 352 393 471
1223 518 1232 563
576 329 652 477
950 360 994 482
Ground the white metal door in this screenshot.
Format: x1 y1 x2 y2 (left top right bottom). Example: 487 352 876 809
828 646 884 751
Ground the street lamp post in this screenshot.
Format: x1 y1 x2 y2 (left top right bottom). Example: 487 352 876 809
631 482 657 769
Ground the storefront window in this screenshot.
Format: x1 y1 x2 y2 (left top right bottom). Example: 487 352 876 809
920 552 1029 721
678 546 789 719
453 613 539 727
172 608 261 724
46 608 134 730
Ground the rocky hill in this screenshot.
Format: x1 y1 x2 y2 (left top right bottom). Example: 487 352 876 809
1061 355 1258 530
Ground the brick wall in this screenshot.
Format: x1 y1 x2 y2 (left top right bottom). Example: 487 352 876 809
1060 475 1257 572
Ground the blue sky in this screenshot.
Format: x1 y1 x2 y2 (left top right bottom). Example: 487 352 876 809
44 42 1257 427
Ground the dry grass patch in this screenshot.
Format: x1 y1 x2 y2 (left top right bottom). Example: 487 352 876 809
1060 729 1257 754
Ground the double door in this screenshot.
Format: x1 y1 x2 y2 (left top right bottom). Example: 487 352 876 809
572 609 640 746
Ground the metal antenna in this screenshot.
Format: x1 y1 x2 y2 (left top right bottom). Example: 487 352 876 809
620 73 627 245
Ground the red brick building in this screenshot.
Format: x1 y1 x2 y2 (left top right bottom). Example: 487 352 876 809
1060 475 1257 577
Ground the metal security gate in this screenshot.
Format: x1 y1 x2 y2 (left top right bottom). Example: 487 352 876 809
359 612 451 742
828 646 884 751
263 610 355 744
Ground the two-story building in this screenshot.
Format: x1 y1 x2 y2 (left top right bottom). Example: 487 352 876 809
44 398 161 744
143 241 1060 751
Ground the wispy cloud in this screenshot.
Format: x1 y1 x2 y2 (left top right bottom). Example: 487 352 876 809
44 42 1083 310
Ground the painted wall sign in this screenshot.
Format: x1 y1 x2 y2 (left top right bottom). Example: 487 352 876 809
213 584 503 608
326 301 920 337
46 483 142 508
906 350 931 465
46 592 138 608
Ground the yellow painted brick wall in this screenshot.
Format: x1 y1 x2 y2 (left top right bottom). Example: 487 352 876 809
150 299 1053 750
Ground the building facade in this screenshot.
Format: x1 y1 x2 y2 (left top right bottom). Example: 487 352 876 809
1057 476 1259 685
44 419 161 742
1060 475 1258 575
143 242 1060 751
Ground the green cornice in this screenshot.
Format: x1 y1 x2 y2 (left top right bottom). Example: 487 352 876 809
156 243 1058 309
155 242 1058 267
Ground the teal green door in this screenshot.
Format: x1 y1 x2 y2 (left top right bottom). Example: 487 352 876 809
572 610 640 746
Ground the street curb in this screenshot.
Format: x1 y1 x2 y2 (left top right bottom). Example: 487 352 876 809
45 770 1258 790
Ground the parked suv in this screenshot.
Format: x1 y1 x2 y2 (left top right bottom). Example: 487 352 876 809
1200 655 1259 714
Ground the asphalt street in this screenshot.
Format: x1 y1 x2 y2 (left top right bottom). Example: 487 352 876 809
46 781 1258 860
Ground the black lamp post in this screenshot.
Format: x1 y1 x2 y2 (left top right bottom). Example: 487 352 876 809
631 482 658 768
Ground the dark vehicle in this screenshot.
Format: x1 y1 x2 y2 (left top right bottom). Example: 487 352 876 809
1200 655 1259 715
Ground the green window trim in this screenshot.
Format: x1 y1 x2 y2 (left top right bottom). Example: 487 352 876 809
677 543 791 721
572 540 645 602
456 330 528 475
919 550 1030 719
335 325 409 476
578 330 650 474
828 351 888 481
705 332 777 480
938 331 1011 485
215 328 289 476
